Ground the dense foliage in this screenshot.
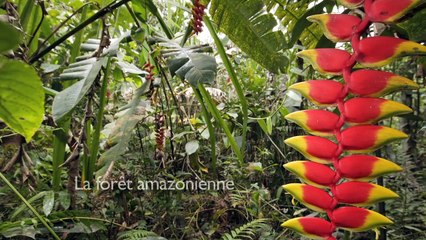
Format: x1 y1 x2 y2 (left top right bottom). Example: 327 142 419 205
0 0 425 239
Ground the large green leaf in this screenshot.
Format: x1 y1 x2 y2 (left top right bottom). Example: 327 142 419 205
52 57 107 123
0 21 21 53
169 53 217 86
210 0 288 73
0 59 44 142
149 36 217 86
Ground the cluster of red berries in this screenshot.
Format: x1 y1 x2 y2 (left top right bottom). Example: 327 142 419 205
143 61 155 81
191 0 206 35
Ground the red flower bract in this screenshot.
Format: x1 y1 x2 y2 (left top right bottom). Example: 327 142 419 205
282 0 419 239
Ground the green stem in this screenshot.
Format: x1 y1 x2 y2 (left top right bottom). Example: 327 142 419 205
52 122 69 191
192 86 217 175
69 5 88 63
145 0 174 39
87 58 111 182
0 173 61 240
198 83 243 164
203 15 248 157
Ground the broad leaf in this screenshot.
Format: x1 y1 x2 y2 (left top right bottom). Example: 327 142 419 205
185 140 200 155
0 21 21 53
43 191 55 217
0 59 44 142
210 0 288 73
169 53 217 86
150 36 217 86
52 57 107 123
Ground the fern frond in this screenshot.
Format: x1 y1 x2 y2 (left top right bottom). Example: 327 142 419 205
117 229 165 240
221 219 270 240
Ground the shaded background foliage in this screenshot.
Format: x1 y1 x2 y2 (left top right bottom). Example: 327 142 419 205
0 0 425 239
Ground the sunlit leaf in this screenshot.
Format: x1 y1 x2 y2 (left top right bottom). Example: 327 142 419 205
0 59 44 142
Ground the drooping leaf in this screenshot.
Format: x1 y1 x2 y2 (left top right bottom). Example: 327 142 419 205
96 79 151 178
0 59 44 142
210 0 288 73
149 36 217 86
52 57 107 123
0 21 21 53
116 61 148 75
169 53 217 86
0 224 37 239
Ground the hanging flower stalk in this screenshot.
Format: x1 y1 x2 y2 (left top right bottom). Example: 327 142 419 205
191 0 206 35
281 0 424 239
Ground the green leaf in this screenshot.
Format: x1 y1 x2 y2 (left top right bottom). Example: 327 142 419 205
0 225 37 239
11 191 47 220
185 140 200 155
52 57 107 123
169 53 217 86
42 191 54 217
399 8 426 42
0 21 21 53
210 0 288 73
96 80 151 178
0 59 44 142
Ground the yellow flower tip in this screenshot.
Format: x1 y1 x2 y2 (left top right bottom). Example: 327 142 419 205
374 184 400 199
296 49 317 60
368 211 394 226
281 218 299 228
398 41 426 56
306 14 327 24
288 82 309 95
388 75 420 91
283 161 302 170
284 111 307 124
381 101 413 118
284 136 306 148
282 183 301 192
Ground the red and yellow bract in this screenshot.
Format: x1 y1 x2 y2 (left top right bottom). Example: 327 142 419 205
281 0 421 239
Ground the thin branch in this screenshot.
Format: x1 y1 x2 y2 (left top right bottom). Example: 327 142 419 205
29 0 131 64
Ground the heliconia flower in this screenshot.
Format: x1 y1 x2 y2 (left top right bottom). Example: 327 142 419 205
308 14 361 42
334 181 399 206
336 0 364 9
344 98 412 124
338 155 403 181
285 136 337 164
331 207 393 232
285 110 339 136
284 161 337 188
341 125 408 153
289 80 344 106
349 69 419 97
283 183 336 212
366 0 421 23
307 14 362 42
356 36 426 67
297 49 351 75
281 217 335 240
